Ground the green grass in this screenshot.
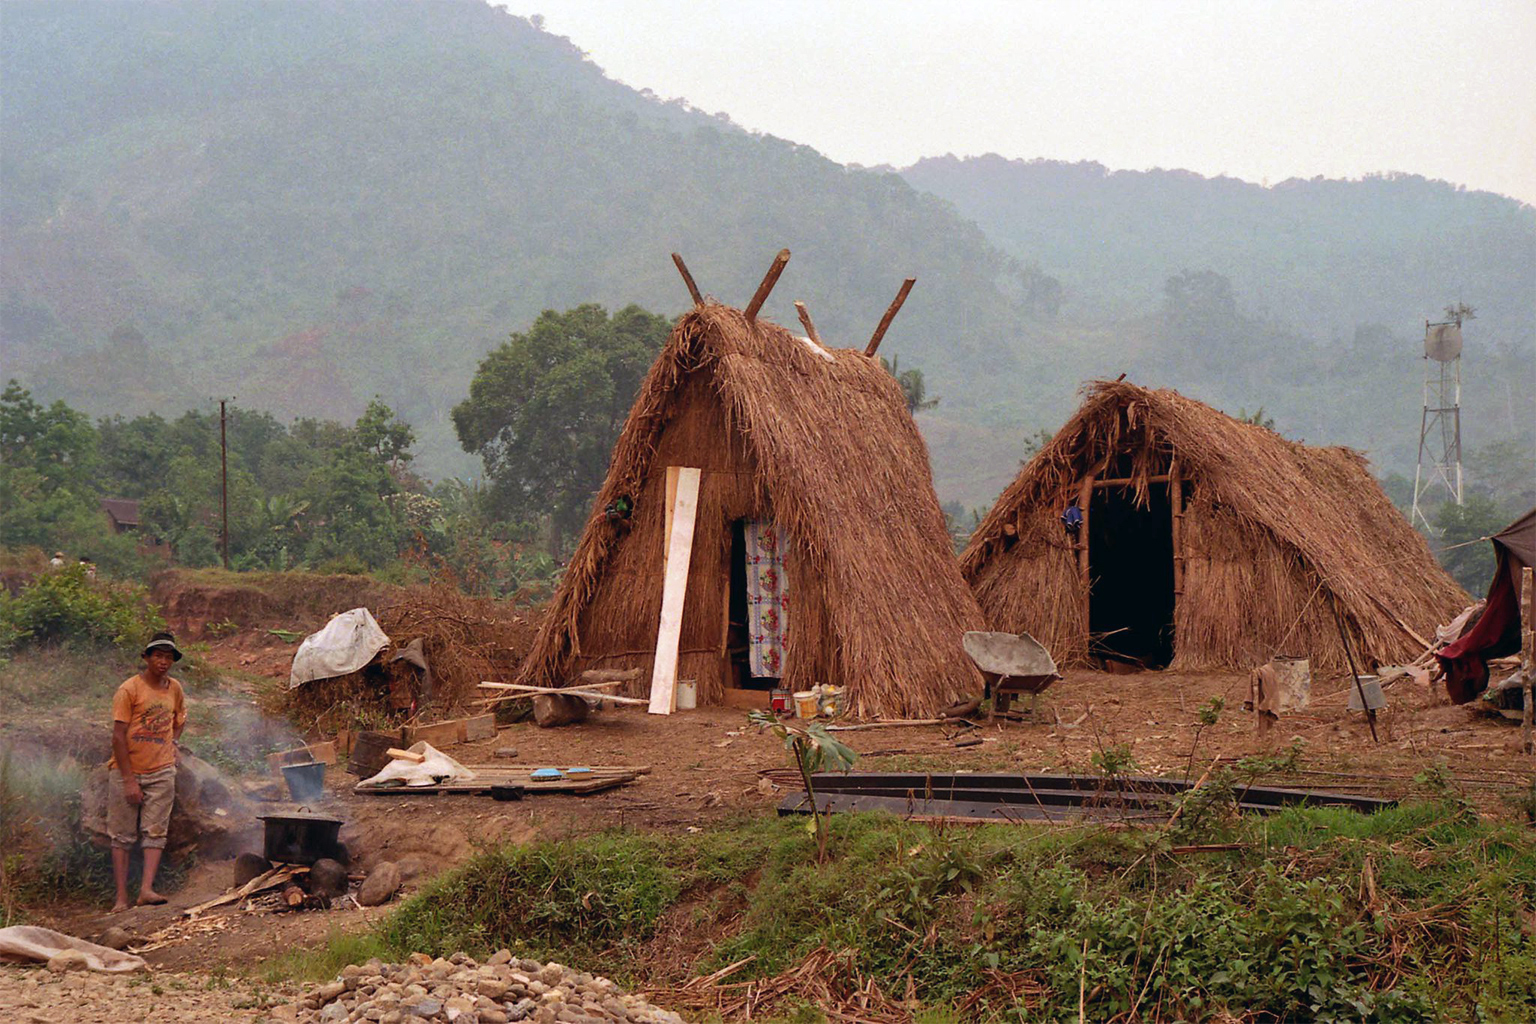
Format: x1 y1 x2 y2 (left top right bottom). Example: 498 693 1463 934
263 803 1536 1021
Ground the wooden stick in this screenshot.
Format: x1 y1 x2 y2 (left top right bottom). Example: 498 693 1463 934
1364 592 1435 651
864 277 915 357
744 248 790 322
671 252 703 306
182 865 304 917
826 719 945 731
1331 594 1378 743
1096 474 1172 487
794 301 823 345
478 682 650 706
1078 474 1095 650
385 747 425 763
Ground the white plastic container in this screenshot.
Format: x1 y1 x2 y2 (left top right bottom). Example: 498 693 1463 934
676 679 697 710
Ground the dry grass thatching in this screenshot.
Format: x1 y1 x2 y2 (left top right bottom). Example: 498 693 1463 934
278 585 539 733
960 379 1468 672
517 301 984 718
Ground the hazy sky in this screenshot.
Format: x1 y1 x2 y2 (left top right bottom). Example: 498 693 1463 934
498 0 1536 205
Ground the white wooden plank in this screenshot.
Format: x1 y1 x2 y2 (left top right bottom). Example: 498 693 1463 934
649 467 701 714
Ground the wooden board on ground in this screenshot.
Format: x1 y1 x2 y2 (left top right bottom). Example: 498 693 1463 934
354 765 649 796
650 466 701 715
400 714 499 747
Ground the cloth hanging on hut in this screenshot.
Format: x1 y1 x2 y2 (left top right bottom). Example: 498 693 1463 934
745 520 789 677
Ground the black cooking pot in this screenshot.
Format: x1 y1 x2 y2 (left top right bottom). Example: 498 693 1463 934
258 811 345 865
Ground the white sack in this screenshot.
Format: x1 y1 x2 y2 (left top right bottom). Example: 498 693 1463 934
289 608 390 689
357 742 476 789
0 926 147 973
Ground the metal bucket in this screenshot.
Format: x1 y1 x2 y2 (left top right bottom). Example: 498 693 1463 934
281 761 327 803
1272 656 1311 711
1346 676 1386 712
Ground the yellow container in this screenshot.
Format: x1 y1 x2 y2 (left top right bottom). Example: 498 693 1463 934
793 690 819 719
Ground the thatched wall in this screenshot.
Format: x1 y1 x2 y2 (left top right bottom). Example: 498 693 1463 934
962 380 1468 672
518 303 984 718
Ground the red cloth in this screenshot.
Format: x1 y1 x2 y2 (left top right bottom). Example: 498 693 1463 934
1436 507 1534 703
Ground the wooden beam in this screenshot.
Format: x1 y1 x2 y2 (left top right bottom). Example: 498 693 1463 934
664 465 679 555
478 681 650 706
671 252 703 306
1078 474 1095 649
650 467 702 714
865 277 916 357
744 248 790 322
794 301 823 345
1095 474 1172 487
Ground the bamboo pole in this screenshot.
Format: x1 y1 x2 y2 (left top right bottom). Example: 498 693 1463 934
865 278 916 357
671 253 703 306
1522 567 1533 755
744 249 790 322
1170 461 1184 598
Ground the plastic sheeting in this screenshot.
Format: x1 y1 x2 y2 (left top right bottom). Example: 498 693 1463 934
289 608 390 689
356 742 476 789
0 926 147 973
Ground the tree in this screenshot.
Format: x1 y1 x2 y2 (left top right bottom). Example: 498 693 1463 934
1432 495 1503 595
453 304 672 555
0 380 102 550
879 355 938 414
353 398 416 477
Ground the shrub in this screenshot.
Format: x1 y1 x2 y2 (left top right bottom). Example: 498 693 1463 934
0 564 165 654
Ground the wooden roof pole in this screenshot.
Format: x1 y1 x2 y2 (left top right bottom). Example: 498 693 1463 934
865 278 916 357
794 301 823 346
744 248 791 322
671 253 703 306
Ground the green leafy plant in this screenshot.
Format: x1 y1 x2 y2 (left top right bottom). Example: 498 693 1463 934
749 710 858 863
0 565 164 655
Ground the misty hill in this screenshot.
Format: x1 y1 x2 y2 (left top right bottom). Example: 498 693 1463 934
1 0 1049 487
3 1 1531 507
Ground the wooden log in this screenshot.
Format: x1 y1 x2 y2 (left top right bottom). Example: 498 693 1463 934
1094 474 1172 487
865 278 916 357
283 884 305 908
826 719 945 731
385 747 425 763
794 301 823 345
672 252 703 305
534 693 591 728
580 668 643 684
744 248 790 322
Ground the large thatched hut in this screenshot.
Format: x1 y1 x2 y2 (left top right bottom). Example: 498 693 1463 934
517 301 984 718
960 380 1466 672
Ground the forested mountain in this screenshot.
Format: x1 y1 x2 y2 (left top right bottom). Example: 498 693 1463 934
3 1 1531 509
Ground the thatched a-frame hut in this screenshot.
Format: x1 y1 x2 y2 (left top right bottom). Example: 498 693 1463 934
960 380 1467 672
517 301 984 718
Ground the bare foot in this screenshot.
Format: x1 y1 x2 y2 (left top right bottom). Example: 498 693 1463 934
111 901 131 914
136 891 168 906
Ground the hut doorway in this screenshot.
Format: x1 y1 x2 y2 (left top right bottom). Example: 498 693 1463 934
1088 484 1175 668
728 519 786 691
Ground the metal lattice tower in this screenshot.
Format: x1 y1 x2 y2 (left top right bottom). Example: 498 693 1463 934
1410 319 1464 532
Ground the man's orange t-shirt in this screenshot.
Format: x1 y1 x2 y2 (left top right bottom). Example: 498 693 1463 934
110 674 187 775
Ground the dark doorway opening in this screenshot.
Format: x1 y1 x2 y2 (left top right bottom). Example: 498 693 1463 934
1089 483 1175 668
727 520 775 690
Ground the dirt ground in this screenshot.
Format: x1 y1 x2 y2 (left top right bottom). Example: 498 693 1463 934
23 641 1533 982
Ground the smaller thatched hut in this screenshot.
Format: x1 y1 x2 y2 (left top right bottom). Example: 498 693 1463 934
516 300 984 719
960 380 1467 672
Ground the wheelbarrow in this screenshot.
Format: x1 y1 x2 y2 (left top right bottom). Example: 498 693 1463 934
962 631 1062 717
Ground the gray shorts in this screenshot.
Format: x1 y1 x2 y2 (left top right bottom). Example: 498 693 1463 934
107 764 177 850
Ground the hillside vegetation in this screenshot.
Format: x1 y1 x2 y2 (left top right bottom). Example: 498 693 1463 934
2 1 1532 507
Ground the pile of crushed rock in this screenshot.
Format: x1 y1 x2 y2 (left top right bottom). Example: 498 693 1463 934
296 951 685 1024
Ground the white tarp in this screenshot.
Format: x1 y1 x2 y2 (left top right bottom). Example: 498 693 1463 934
0 926 147 973
288 607 390 689
356 742 476 789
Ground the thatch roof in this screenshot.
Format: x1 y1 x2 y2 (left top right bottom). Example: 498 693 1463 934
961 379 1467 671
517 301 984 718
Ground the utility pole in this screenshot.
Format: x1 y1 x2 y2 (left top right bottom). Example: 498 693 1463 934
220 399 230 570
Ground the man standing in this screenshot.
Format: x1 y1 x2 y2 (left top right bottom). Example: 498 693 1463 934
108 631 188 912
